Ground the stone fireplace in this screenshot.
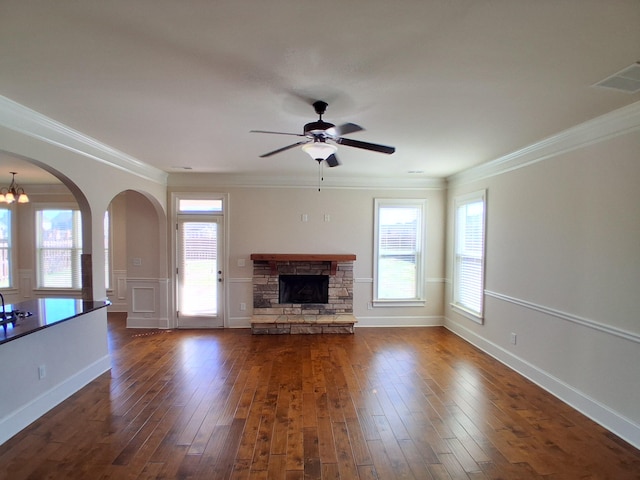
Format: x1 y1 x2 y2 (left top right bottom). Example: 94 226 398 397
250 254 356 334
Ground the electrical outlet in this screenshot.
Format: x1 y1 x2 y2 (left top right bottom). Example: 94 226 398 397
301 214 308 222
510 332 517 345
237 258 245 267
38 365 46 380
240 302 246 311
324 214 330 222
367 302 373 310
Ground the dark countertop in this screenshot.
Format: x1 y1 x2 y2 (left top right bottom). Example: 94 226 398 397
0 298 111 345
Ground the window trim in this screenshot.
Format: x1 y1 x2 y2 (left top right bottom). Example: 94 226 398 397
34 204 83 292
451 190 486 324
0 206 15 291
176 195 224 215
104 207 112 291
373 198 427 307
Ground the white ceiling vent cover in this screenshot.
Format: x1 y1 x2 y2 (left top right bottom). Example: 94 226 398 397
593 62 640 94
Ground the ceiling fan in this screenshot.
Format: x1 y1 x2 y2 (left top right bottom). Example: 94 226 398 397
251 101 395 167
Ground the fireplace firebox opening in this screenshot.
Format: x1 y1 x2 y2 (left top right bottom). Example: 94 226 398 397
279 275 329 304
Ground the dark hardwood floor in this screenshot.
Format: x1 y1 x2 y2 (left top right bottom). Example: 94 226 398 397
1 312 639 479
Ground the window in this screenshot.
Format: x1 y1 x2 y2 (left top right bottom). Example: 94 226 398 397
374 199 426 304
178 198 223 213
36 208 82 289
104 209 111 289
0 208 11 288
453 191 486 322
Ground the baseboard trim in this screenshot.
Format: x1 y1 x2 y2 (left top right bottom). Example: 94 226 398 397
227 316 252 328
444 316 640 449
0 355 111 446
126 316 165 329
355 315 444 327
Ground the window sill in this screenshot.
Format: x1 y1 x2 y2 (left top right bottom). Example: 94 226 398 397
450 303 484 324
33 288 82 298
372 299 426 308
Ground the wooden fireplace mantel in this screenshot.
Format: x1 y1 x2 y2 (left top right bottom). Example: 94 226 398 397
250 253 356 275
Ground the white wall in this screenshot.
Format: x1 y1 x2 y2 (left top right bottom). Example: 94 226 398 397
168 182 447 328
0 307 110 445
445 107 640 448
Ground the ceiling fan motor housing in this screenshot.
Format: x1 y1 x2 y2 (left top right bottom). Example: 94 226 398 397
304 120 335 135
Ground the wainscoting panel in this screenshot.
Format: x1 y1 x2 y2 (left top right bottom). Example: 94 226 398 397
132 287 155 312
107 269 128 312
227 277 252 328
126 278 170 328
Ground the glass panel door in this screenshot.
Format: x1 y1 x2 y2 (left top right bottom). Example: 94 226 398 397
176 216 223 328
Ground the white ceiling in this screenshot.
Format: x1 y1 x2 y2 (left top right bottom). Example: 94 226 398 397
1 0 639 184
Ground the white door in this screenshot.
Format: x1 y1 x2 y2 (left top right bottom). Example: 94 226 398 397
176 215 224 328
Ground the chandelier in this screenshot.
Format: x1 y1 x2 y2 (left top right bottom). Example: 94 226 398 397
0 172 29 204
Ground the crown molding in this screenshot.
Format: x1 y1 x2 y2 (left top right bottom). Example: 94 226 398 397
0 96 167 185
448 100 640 187
167 172 446 190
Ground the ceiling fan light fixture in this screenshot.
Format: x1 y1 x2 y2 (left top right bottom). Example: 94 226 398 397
301 141 337 161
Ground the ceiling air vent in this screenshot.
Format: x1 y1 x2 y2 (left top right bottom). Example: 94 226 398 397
593 62 640 94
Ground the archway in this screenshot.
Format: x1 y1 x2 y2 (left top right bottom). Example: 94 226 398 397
0 152 95 301
107 189 169 328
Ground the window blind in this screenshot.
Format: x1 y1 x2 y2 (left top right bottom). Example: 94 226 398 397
376 203 423 300
0 209 11 288
454 196 485 316
36 209 82 289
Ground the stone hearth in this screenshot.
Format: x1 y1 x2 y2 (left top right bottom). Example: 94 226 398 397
251 314 356 334
250 254 356 334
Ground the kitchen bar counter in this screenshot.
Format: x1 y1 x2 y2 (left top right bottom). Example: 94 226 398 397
0 298 110 345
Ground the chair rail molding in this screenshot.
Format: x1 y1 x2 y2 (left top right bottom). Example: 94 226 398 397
485 290 640 344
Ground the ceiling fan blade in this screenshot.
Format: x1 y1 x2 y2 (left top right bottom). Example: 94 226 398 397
259 141 309 158
335 137 395 154
325 154 341 167
326 123 364 137
250 129 306 137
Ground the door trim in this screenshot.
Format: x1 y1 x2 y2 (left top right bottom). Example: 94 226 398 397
170 192 228 328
